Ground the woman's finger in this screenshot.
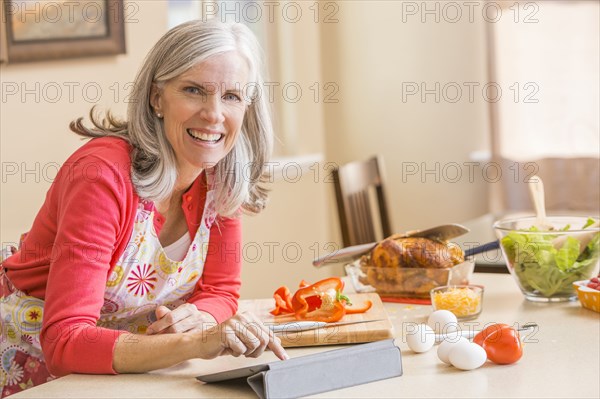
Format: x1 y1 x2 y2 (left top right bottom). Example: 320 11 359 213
222 325 248 357
220 312 289 360
147 303 196 334
245 312 288 360
267 333 289 360
236 321 269 357
259 316 288 360
235 312 283 358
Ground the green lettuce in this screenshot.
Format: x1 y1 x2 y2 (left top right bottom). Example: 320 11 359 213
501 222 600 297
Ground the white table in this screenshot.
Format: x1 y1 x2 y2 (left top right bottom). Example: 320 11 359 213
12 273 600 398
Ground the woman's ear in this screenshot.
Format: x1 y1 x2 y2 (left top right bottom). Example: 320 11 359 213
149 84 163 114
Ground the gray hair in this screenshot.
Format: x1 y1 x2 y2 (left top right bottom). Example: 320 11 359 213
71 20 273 216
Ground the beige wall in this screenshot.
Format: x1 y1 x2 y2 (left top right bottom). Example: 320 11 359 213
239 2 341 298
321 1 490 233
240 167 343 299
1 1 491 300
0 1 169 244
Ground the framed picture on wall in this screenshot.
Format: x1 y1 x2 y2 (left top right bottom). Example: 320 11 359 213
0 0 8 63
1 0 126 63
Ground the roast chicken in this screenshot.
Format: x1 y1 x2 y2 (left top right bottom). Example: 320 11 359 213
359 236 465 296
369 237 464 269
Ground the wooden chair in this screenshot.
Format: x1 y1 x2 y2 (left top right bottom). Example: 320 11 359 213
332 156 393 247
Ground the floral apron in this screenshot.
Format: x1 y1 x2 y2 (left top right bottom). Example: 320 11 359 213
1 189 216 397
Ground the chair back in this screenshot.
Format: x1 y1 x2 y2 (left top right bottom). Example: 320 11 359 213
332 156 393 247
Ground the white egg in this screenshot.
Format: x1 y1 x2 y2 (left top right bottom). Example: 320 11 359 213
437 337 469 364
406 324 436 353
427 310 458 334
449 342 487 371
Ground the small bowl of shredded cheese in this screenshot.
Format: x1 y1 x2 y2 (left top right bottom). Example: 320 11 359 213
430 285 484 320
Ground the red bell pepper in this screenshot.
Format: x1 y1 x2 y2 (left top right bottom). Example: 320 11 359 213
270 286 294 316
291 277 372 322
299 279 310 288
270 277 372 321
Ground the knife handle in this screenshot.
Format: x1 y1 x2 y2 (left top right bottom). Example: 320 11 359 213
464 240 500 257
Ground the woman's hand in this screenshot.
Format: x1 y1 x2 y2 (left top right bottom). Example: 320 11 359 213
146 306 288 361
146 303 216 334
114 310 288 374
196 311 289 361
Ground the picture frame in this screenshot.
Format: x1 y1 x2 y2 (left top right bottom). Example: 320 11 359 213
0 0 8 63
1 0 126 64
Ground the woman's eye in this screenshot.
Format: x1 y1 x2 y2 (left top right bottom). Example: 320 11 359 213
184 87 201 95
223 93 242 102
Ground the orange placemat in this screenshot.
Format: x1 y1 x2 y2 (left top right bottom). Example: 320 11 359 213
380 297 432 305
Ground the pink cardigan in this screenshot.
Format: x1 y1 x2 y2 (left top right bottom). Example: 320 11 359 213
3 137 242 376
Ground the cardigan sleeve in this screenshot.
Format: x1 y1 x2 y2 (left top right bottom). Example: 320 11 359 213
186 216 242 323
40 155 128 376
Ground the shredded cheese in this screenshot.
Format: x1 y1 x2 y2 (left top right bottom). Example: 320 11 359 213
432 287 481 318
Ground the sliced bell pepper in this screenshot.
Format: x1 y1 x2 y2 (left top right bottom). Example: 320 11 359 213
291 277 372 322
299 279 311 288
270 278 372 321
270 286 294 315
345 301 373 314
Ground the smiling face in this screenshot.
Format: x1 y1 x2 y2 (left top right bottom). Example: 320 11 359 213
150 52 250 183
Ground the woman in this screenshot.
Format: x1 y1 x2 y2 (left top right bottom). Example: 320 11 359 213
0 19 286 397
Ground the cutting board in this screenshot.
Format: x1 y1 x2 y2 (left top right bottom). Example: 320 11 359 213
238 293 394 348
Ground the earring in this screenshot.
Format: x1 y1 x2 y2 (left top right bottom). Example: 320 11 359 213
156 112 163 118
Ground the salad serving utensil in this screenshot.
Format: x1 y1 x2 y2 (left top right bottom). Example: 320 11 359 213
551 220 600 254
528 175 553 230
527 175 599 253
312 224 470 267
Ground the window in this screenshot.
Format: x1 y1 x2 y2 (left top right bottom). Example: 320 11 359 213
490 1 599 161
167 1 266 45
168 0 202 29
488 1 599 213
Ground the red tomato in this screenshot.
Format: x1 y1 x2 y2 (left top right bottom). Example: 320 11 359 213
474 323 523 364
473 324 510 346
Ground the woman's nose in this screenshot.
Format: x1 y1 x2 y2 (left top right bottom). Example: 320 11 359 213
199 95 225 125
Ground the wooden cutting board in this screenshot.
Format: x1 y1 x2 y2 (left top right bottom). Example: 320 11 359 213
239 293 394 348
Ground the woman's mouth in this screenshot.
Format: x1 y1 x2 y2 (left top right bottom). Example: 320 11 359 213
186 129 224 143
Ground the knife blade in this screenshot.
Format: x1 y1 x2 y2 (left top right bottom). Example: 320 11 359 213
312 223 470 267
269 319 386 333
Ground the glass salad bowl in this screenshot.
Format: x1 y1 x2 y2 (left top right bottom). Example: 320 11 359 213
494 216 600 302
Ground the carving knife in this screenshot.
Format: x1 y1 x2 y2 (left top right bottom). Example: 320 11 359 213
269 319 386 333
312 223 470 267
